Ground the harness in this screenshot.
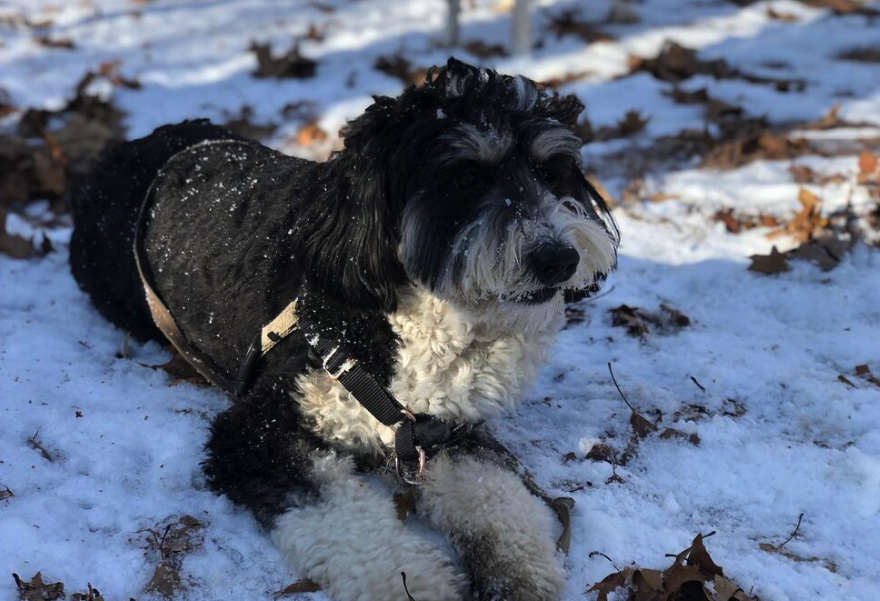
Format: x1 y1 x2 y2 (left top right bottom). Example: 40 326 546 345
132 159 470 481
132 153 573 552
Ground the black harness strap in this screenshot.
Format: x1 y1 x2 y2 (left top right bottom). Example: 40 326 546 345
235 301 466 465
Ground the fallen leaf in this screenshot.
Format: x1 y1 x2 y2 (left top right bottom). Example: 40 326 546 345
631 569 664 601
0 485 13 501
838 374 857 388
27 431 53 462
631 410 658 439
13 572 65 601
222 105 277 141
71 583 105 601
714 574 748 601
142 347 210 387
859 151 878 176
787 236 845 271
660 428 701 446
547 10 614 44
295 121 329 146
587 568 632 601
274 579 322 598
36 36 75 49
374 53 427 86
585 443 616 463
767 6 798 21
0 208 34 259
855 364 870 376
687 533 724 576
660 303 691 327
748 246 790 274
251 41 317 79
145 561 180 598
463 40 508 58
839 46 880 63
801 0 880 15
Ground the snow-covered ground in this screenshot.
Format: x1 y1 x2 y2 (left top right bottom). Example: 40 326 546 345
1 1 879 600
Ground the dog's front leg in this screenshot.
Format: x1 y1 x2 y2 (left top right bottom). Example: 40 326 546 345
418 454 566 601
272 453 465 601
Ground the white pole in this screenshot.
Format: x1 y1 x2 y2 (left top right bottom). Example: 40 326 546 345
512 0 532 56
444 0 461 47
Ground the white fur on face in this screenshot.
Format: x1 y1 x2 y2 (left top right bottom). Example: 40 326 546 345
272 453 466 601
434 192 617 332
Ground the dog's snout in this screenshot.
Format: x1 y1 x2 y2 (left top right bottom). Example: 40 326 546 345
531 244 579 287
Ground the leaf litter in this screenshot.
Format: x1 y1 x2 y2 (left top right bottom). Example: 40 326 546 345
588 532 755 601
136 514 207 598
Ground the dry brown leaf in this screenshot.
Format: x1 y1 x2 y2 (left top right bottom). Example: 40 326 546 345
71 583 105 601
660 428 701 446
767 7 798 21
859 151 878 176
140 515 207 598
748 246 790 274
838 46 880 63
145 561 180 598
586 567 632 601
251 41 317 79
222 105 277 141
663 562 707 594
767 187 828 243
374 53 427 87
787 236 846 271
800 0 880 15
838 374 857 388
687 533 724 576
296 121 329 146
585 443 616 463
13 572 65 601
539 71 593 89
0 485 13 500
36 36 75 49
547 10 614 43
141 348 209 387
631 568 664 600
0 208 34 259
463 40 508 58
713 574 751 601
274 579 322 598
855 364 870 376
631 410 659 439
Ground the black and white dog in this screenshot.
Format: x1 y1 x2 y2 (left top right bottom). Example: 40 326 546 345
70 59 618 601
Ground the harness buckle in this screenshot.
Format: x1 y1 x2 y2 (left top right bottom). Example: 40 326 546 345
322 347 356 380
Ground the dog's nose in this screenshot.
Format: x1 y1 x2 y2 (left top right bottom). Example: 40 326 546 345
531 244 580 287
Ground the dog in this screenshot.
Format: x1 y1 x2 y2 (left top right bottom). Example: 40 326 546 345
69 58 618 601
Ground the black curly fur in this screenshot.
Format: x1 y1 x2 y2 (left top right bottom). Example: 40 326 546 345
69 58 616 529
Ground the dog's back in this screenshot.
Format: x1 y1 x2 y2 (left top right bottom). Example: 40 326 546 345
69 120 237 341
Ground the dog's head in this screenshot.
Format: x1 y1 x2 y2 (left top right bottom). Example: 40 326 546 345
296 58 618 329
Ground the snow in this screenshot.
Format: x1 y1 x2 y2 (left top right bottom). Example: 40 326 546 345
2 1 880 600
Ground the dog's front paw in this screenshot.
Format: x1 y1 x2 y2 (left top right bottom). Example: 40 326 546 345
418 455 565 601
272 455 464 601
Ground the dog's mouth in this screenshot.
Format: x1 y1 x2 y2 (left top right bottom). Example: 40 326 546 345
511 287 560 304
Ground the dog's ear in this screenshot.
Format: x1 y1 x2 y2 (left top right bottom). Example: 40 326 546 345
292 96 410 313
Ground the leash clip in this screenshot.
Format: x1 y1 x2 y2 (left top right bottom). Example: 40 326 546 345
395 446 427 486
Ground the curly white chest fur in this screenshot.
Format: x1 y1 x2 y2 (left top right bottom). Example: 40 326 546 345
294 287 564 455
